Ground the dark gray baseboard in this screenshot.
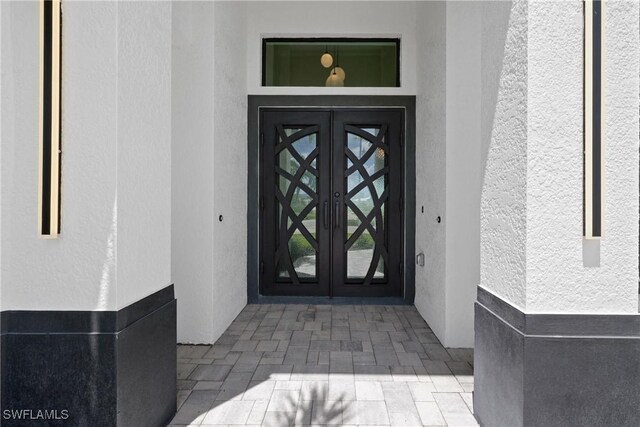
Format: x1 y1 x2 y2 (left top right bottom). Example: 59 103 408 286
474 287 640 427
1 285 177 426
250 295 409 305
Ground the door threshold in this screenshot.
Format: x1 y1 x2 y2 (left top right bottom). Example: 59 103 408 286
250 295 409 305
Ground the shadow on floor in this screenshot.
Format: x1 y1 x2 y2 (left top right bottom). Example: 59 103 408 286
169 304 476 426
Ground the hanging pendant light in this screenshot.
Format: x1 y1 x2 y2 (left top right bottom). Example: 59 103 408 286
320 45 333 68
325 46 345 87
332 66 346 81
326 69 344 87
333 46 346 81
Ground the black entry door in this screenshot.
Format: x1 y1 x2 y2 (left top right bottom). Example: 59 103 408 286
260 109 403 297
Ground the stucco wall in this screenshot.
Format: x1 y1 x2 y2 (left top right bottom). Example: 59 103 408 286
481 0 639 314
526 0 639 313
1 1 118 310
415 0 447 344
0 1 3 311
172 1 248 344
172 1 217 344
444 1 481 347
414 1 482 348
116 1 172 310
246 1 417 96
480 0 528 310
211 0 249 341
0 1 171 311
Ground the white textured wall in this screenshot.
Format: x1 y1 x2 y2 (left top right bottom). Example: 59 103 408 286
526 0 639 313
444 1 481 347
211 0 249 341
1 1 118 310
415 1 482 348
480 0 528 310
481 0 639 314
415 0 447 344
116 1 172 310
0 1 3 312
172 1 248 343
246 1 417 96
0 1 171 311
172 1 216 343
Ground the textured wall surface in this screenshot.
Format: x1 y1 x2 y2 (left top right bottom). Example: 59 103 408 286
480 0 528 310
172 1 216 343
245 1 417 96
211 0 249 342
0 1 3 311
0 1 172 311
1 2 118 310
526 0 639 313
415 1 483 348
445 1 481 348
116 1 172 310
172 1 248 344
415 0 447 342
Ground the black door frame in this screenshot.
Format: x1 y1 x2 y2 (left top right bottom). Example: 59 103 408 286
248 96 416 304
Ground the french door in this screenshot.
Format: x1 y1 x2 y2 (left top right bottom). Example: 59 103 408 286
260 109 404 297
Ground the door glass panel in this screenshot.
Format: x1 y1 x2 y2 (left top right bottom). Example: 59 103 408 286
347 171 363 193
361 127 381 137
291 186 314 217
278 174 291 195
373 175 386 199
347 230 375 278
289 230 316 279
374 258 385 278
301 170 317 192
352 186 374 217
347 133 372 158
284 128 303 137
279 149 300 176
364 147 386 175
292 134 317 159
344 128 389 284
275 126 319 283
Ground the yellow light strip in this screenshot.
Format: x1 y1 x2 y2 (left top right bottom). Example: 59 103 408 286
38 0 61 238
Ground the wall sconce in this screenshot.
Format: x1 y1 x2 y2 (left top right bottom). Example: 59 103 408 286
584 0 603 239
38 0 62 238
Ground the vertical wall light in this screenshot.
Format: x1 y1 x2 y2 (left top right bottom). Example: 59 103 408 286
584 0 604 239
38 0 62 238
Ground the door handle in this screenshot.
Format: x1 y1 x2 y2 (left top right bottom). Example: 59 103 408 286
323 201 329 229
334 201 340 229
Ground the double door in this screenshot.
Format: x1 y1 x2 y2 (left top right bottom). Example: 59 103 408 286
260 109 404 297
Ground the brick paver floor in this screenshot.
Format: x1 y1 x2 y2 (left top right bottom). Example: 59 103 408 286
170 304 477 426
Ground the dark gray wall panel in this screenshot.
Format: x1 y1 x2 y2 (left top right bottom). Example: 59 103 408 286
474 302 524 427
1 333 117 426
524 336 640 427
117 300 177 427
0 285 176 427
475 288 640 427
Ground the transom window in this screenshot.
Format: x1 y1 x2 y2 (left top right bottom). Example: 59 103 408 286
262 38 400 88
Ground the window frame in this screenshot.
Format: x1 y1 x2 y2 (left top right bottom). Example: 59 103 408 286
261 37 401 88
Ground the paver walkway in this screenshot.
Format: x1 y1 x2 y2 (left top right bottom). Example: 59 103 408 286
170 304 477 426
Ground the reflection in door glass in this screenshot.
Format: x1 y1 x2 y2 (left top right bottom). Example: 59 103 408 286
276 128 319 282
345 129 388 281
